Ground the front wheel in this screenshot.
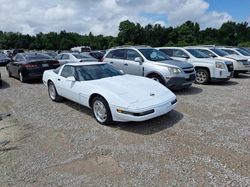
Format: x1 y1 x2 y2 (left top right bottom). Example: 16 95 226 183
92 96 113 125
48 81 63 102
148 74 164 84
195 69 210 84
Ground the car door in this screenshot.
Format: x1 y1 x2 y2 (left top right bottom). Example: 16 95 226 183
57 65 80 102
106 49 126 71
123 49 143 75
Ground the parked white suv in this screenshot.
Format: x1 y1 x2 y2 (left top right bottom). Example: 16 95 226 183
190 46 250 76
219 47 250 62
157 47 234 84
103 46 196 90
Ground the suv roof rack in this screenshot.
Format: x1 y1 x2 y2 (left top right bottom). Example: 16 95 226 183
111 45 152 49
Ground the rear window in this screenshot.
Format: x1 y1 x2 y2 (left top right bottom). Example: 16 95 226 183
24 54 52 60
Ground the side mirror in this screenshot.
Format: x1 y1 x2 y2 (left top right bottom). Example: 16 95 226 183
134 57 143 64
183 55 190 59
66 76 76 82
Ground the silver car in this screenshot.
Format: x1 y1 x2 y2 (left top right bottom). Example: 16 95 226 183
103 46 196 90
56 53 96 65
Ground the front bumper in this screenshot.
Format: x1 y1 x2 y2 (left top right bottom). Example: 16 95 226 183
213 68 232 79
110 98 177 122
165 74 196 90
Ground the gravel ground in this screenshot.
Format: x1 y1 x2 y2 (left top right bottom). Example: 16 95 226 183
0 66 249 187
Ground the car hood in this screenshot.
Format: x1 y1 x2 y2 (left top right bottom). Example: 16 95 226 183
225 54 247 61
153 59 193 69
90 75 175 106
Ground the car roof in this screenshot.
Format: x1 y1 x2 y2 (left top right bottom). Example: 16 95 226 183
110 45 152 50
64 62 105 66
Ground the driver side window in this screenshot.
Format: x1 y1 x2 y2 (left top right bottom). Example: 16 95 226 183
126 49 141 61
173 49 189 58
61 66 75 78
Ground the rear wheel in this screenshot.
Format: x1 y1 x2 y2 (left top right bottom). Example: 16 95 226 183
92 96 113 125
48 81 63 102
195 69 210 84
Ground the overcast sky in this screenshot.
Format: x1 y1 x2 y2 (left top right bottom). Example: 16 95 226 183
0 0 249 36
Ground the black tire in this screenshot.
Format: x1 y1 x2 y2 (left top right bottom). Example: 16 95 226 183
148 74 164 84
48 81 63 102
195 69 210 84
233 71 239 77
91 96 113 125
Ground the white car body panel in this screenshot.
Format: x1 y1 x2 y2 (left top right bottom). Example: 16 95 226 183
42 62 177 122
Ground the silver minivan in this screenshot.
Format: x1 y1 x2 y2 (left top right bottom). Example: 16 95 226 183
103 46 196 90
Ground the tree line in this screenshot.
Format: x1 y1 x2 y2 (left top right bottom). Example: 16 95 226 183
0 20 250 50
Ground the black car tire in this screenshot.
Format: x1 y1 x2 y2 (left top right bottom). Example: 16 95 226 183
92 96 113 125
148 74 164 84
195 69 210 84
48 81 63 102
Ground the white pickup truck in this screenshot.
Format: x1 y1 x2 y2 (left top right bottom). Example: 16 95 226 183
157 47 234 84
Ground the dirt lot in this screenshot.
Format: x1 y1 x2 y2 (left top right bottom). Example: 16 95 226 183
0 66 249 186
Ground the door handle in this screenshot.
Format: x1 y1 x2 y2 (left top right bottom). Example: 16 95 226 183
124 63 128 66
110 62 114 64
58 79 61 81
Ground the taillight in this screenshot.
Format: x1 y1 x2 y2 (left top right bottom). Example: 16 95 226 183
51 61 59 65
23 64 38 68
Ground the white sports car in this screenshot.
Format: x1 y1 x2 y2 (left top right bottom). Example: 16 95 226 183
42 62 177 125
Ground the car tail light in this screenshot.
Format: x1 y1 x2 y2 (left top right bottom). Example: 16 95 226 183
23 64 38 68
51 61 59 65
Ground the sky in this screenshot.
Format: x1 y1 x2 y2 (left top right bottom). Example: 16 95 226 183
0 0 249 36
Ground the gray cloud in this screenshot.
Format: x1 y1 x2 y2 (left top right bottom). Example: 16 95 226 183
0 0 233 35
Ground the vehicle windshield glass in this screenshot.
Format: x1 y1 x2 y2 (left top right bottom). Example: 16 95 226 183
76 64 123 81
198 49 217 57
0 53 8 58
186 49 209 58
236 48 250 56
24 54 52 60
73 53 93 59
210 48 229 57
138 48 172 61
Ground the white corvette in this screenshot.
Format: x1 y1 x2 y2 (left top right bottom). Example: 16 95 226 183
42 62 177 125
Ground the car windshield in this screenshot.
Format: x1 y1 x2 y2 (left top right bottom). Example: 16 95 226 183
198 49 217 57
76 64 123 81
24 53 52 60
186 49 210 58
0 53 8 59
138 48 172 61
236 48 250 56
221 49 238 55
210 48 229 57
73 53 93 59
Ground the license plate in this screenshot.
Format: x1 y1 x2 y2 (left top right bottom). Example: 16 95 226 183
42 63 49 67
